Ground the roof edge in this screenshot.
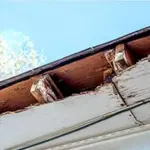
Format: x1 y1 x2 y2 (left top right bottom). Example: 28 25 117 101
0 26 150 90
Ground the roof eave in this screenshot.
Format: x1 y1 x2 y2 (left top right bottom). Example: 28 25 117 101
0 26 150 90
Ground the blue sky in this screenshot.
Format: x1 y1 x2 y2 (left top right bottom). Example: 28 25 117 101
0 1 150 64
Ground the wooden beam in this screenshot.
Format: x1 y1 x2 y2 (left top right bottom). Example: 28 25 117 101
114 44 135 73
30 75 63 103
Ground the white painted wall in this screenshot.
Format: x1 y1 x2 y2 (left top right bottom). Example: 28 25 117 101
71 125 150 150
0 85 137 150
49 124 150 150
113 59 150 124
1 58 150 150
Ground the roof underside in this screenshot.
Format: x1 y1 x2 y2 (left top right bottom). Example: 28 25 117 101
0 27 150 113
0 26 150 89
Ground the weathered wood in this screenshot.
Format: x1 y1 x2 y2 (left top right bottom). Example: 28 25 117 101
30 75 59 103
103 50 116 83
113 57 150 123
104 49 115 70
47 75 64 99
0 34 150 114
113 57 150 103
114 44 135 73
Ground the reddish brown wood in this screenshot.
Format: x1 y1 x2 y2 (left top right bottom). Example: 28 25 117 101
127 35 150 57
1 34 150 114
30 75 60 103
47 75 64 99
